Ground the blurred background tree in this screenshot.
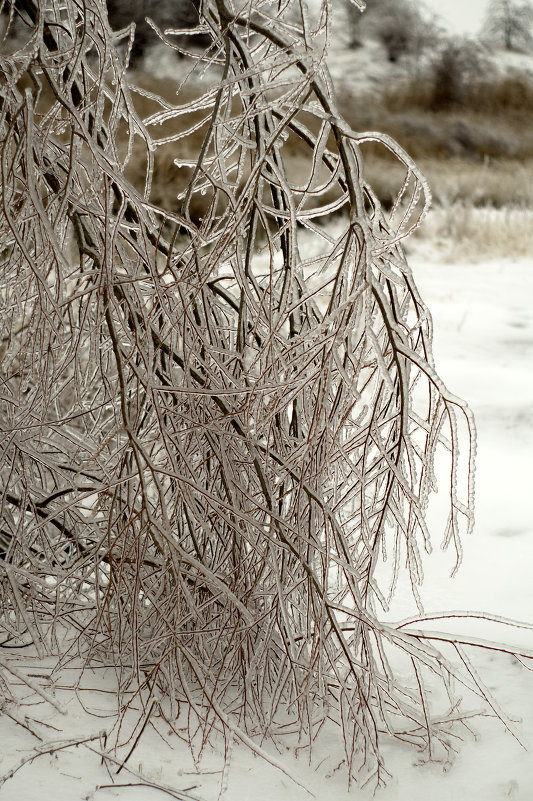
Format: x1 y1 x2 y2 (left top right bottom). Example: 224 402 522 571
106 0 210 65
483 0 533 51
342 0 363 49
342 0 439 62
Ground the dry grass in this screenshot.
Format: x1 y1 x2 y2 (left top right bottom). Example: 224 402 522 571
385 72 533 117
341 102 525 162
408 204 533 261
332 70 533 210
362 154 533 209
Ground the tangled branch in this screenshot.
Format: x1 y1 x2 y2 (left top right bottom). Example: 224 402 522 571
0 0 519 788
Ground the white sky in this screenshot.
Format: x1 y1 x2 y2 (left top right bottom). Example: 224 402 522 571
421 0 490 35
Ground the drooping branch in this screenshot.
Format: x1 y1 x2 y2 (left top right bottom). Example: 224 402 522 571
0 0 509 790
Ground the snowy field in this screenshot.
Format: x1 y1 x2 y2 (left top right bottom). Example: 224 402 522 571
1 223 532 801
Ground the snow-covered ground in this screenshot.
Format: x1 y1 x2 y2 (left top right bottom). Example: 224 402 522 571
1 230 532 801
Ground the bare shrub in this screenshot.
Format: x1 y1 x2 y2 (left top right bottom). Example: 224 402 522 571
0 0 530 790
369 0 439 62
371 47 533 166
426 38 492 110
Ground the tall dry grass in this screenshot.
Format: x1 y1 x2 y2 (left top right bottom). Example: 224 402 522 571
409 204 533 261
336 66 533 211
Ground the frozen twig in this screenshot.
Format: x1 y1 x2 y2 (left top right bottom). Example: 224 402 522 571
0 0 526 789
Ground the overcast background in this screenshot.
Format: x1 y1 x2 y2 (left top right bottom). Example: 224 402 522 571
420 0 489 34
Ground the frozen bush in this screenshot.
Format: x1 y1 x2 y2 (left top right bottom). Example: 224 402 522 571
0 0 530 791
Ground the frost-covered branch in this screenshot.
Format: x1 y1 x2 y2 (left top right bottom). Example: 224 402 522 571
0 0 517 788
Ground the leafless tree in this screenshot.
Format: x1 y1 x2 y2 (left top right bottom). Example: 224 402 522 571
484 0 533 51
0 0 530 789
